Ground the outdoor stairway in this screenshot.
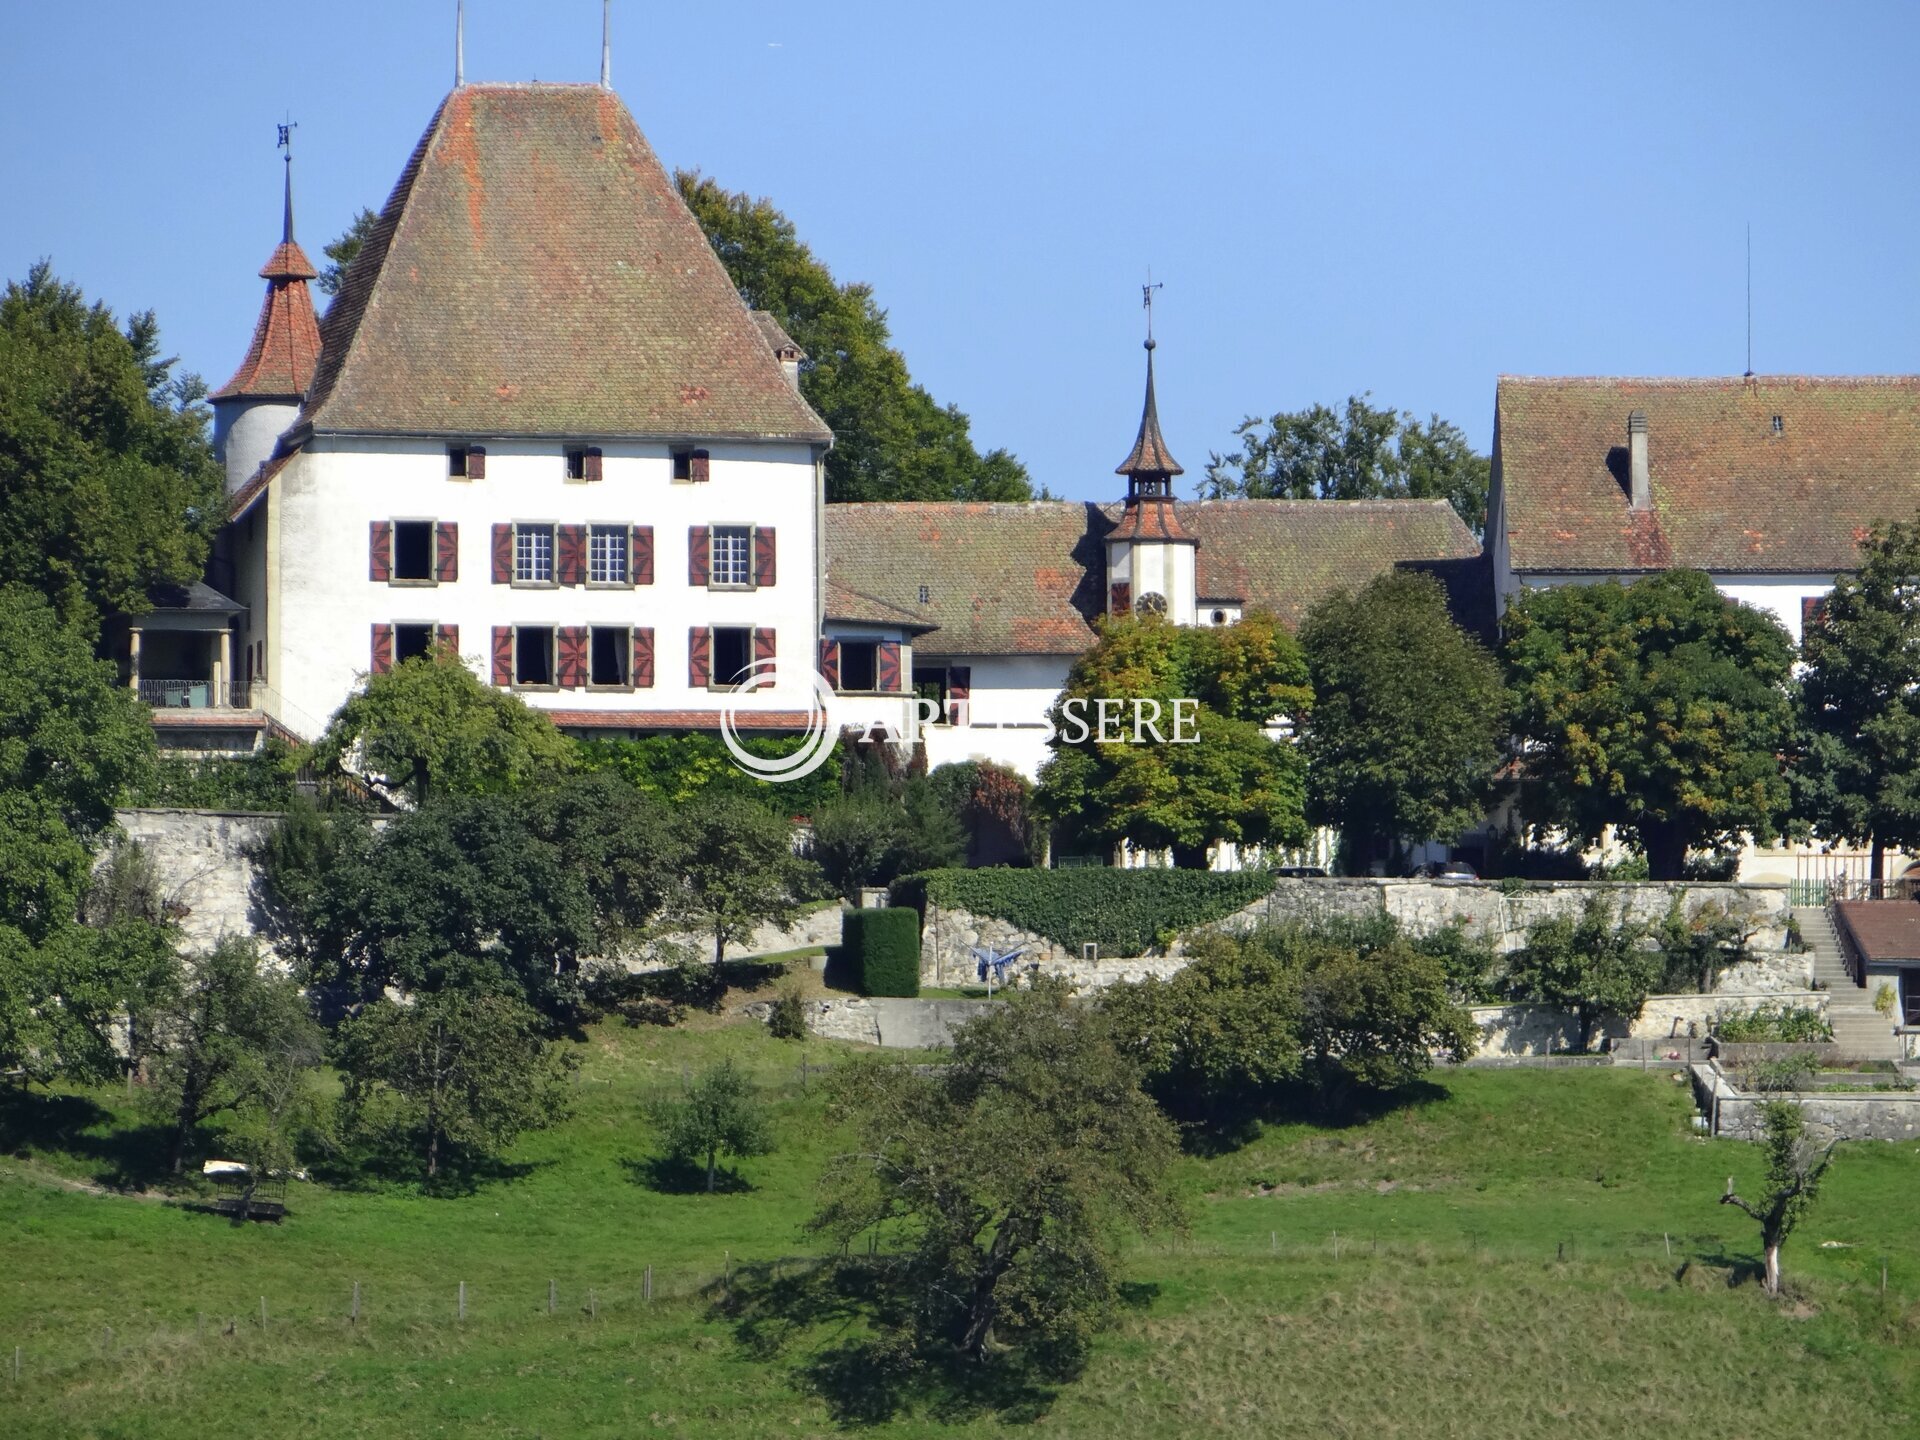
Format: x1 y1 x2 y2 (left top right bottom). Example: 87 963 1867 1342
1791 906 1904 1062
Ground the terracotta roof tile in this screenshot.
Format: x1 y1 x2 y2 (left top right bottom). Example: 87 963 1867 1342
211 239 323 401
298 85 831 443
825 577 938 633
1108 495 1196 542
1834 900 1920 963
1497 376 1920 574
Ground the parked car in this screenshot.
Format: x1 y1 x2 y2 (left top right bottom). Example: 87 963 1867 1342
1406 861 1478 884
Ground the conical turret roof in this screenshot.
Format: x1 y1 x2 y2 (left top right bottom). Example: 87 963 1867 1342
1115 339 1183 480
211 161 322 401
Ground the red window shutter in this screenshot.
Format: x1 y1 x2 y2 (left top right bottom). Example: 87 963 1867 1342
370 623 394 674
369 521 393 582
1802 595 1828 632
688 626 711 687
689 449 710 483
632 627 655 688
753 527 776 588
947 663 971 724
557 626 589 688
1110 580 1132 615
877 640 902 693
631 526 654 585
819 637 840 689
435 521 459 582
583 447 603 482
436 623 459 657
557 524 587 585
754 626 776 671
491 524 513 584
491 626 514 686
467 445 487 480
688 525 711 587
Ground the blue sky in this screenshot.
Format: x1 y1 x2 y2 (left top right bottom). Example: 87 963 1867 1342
3 1 1915 502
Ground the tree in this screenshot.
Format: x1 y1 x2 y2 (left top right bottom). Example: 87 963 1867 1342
1200 395 1489 535
674 792 817 965
0 264 222 627
808 791 905 901
652 1059 775 1192
930 761 1039 866
1036 614 1311 867
812 984 1181 1368
308 645 576 807
146 938 322 1173
0 919 177 1088
1792 515 1920 881
1299 570 1506 874
318 208 379 298
1505 897 1663 1052
1503 570 1795 879
673 173 1031 504
1720 1101 1836 1296
0 587 156 938
336 992 573 1182
1297 936 1474 1102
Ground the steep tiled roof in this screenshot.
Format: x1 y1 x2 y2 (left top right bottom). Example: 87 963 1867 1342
1108 495 1196 543
1496 376 1920 574
752 310 806 362
297 84 830 443
1115 343 1183 480
825 499 1479 655
825 577 938 633
211 239 322 401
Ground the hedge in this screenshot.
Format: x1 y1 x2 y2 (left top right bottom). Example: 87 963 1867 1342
842 908 921 997
892 867 1276 957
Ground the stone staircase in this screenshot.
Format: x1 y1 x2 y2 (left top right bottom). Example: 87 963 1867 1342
1792 906 1904 1062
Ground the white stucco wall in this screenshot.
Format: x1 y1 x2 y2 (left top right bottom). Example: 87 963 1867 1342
254 436 822 738
919 653 1073 779
1106 538 1196 624
212 398 299 497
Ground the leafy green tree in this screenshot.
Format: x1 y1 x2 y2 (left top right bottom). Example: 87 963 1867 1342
147 937 322 1174
1299 570 1506 874
674 173 1031 504
336 992 574 1182
0 264 222 627
652 1058 775 1192
1505 897 1662 1052
1037 614 1311 868
812 984 1181 1368
1503 570 1795 880
1201 395 1489 535
576 730 844 817
0 919 177 1087
0 587 156 939
318 208 379 298
675 792 818 965
1792 515 1920 881
1297 936 1474 1102
1720 1101 1836 1297
809 791 904 901
929 760 1039 866
309 646 576 806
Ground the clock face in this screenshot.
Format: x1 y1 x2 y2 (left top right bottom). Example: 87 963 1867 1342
1137 590 1168 615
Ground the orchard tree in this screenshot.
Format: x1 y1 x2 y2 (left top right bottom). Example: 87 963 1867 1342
674 792 818 965
1297 937 1474 1103
1300 570 1505 874
1037 613 1311 867
652 1059 775 1192
812 984 1181 1368
1200 395 1489 535
336 992 574 1183
0 264 223 628
0 919 177 1088
1503 569 1794 879
1720 1101 1836 1297
1793 515 1920 881
1506 898 1662 1052
309 646 576 806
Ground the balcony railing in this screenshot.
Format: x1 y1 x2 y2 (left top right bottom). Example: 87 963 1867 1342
139 679 254 711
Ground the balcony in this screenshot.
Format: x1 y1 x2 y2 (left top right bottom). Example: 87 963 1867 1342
138 679 255 711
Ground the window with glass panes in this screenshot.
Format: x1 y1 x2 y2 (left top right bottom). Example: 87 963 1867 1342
710 526 751 587
588 525 628 584
514 525 554 583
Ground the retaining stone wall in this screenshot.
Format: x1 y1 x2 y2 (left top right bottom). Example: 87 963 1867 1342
110 808 280 954
1692 1063 1920 1142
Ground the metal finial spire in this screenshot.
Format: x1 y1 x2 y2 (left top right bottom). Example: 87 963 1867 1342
601 0 612 88
455 0 465 87
1142 269 1163 349
277 120 298 243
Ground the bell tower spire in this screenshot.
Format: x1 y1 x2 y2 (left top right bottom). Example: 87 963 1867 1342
1106 280 1196 622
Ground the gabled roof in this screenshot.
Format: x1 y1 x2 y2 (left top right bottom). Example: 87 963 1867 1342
825 498 1479 655
297 84 831 443
1496 376 1920 575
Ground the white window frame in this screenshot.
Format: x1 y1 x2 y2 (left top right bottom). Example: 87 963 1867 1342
709 525 752 589
587 525 629 586
513 624 557 689
514 524 555 586
587 624 633 690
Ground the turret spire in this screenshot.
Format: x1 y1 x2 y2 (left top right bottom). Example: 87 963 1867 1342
601 0 612 88
278 121 297 244
455 0 465 87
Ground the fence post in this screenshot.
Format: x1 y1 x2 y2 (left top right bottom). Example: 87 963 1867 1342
12 1345 20 1383
103 1325 113 1355
260 1297 268 1330
548 1279 556 1315
351 1281 360 1325
457 1282 466 1322
644 1266 653 1303
589 1288 597 1321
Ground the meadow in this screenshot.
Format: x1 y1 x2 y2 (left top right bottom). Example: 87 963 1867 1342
3 997 1918 1439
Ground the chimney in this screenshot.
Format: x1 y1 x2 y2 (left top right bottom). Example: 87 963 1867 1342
1627 410 1651 509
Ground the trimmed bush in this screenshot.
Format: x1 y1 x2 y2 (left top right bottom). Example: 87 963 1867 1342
843 907 921 997
892 867 1276 957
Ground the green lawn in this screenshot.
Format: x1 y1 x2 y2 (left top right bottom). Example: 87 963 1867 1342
3 1017 1918 1438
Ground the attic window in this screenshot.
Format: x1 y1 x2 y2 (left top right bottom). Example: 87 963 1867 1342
1771 415 1784 435
565 447 590 481
672 448 711 483
448 445 470 478
918 584 931 604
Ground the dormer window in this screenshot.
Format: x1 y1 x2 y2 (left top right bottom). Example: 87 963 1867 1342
1771 415 1785 435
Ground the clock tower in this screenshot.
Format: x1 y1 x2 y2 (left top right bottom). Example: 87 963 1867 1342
1105 334 1197 624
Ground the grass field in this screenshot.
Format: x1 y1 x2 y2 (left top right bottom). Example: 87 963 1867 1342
3 998 1919 1438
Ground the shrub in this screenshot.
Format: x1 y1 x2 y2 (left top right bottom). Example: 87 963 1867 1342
768 986 809 1041
124 739 299 812
842 907 920 997
893 866 1275 957
1714 1003 1833 1044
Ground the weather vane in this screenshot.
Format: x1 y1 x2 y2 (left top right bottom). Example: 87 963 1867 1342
278 118 297 154
1142 271 1163 343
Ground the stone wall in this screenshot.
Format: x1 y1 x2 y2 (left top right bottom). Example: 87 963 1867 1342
751 995 990 1049
1466 992 1829 1058
1692 1063 1920 1142
110 808 280 954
